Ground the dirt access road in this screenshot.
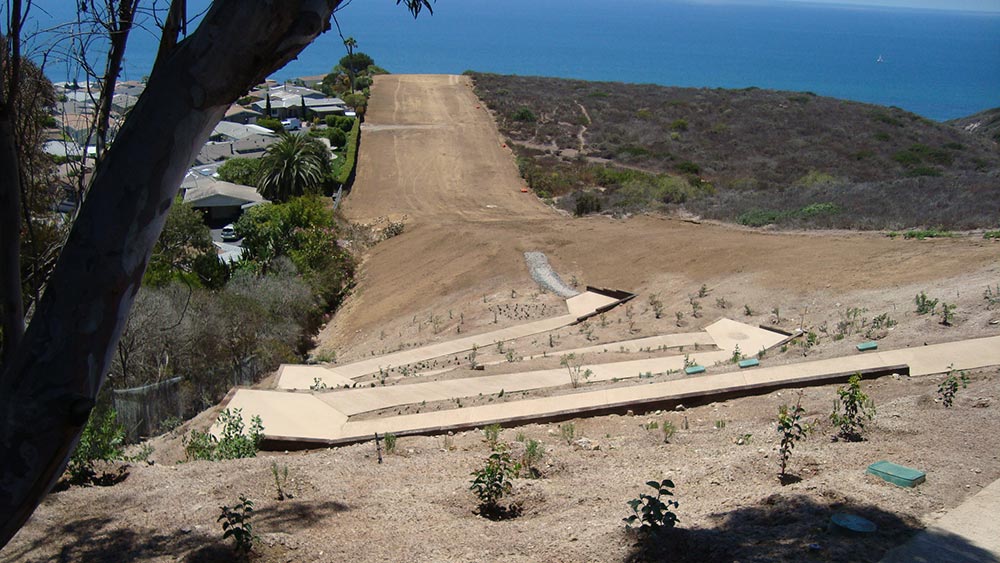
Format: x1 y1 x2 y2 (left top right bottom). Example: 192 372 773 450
321 74 999 358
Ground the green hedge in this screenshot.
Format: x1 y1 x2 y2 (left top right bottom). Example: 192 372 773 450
334 117 361 186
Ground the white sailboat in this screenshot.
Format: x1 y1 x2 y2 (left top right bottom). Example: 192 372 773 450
876 54 885 63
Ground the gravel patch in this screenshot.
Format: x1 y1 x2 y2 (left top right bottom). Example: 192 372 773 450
524 251 579 298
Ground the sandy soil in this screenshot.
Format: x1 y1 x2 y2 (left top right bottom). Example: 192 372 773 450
3 74 999 563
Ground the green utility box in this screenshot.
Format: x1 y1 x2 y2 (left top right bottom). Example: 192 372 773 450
684 365 705 375
738 358 759 369
857 341 878 351
867 460 926 488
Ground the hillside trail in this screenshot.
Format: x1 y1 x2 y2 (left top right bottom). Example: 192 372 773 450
319 74 999 354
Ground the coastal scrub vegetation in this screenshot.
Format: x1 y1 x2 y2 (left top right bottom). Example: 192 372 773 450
468 72 1000 229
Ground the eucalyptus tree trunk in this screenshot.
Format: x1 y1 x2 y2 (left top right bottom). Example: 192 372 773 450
0 0 342 547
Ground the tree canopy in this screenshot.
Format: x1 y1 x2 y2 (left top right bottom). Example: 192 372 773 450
256 132 331 203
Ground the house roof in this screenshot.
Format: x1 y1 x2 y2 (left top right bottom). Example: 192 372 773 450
183 180 266 207
212 121 275 141
225 104 263 118
195 133 278 165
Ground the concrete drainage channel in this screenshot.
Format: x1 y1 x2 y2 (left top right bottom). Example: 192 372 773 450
524 251 579 298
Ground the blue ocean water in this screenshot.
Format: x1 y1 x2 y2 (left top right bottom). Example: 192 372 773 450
28 0 1000 121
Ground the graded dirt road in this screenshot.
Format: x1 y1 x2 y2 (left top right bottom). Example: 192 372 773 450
321 74 999 357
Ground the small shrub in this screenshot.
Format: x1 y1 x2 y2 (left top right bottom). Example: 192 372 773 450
777 395 810 481
559 422 576 444
624 479 679 533
521 439 544 478
661 421 676 443
482 424 502 450
984 284 1000 309
669 119 688 132
915 292 938 315
940 302 957 326
309 377 328 391
218 495 256 557
830 374 876 441
68 406 126 484
983 231 1000 241
574 191 602 216
511 106 536 122
470 447 520 519
675 161 701 175
938 366 969 408
271 461 292 500
904 229 952 240
184 409 263 461
384 432 397 454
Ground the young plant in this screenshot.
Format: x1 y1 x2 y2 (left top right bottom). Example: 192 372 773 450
309 377 328 391
271 461 292 500
915 291 938 315
521 439 544 478
559 422 576 445
938 366 970 408
468 343 479 369
184 409 264 461
777 395 810 481
743 304 754 316
830 374 876 441
730 344 743 364
648 293 664 319
218 495 256 557
384 431 397 454
661 420 676 443
470 447 520 519
624 479 679 533
940 302 957 326
68 406 126 484
482 424 502 450
560 353 592 388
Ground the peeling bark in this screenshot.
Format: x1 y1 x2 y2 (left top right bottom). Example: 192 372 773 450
0 0 341 547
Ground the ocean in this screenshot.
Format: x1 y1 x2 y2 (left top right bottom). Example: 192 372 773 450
28 0 1000 121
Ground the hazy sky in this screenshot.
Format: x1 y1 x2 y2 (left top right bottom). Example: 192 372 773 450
748 0 1000 12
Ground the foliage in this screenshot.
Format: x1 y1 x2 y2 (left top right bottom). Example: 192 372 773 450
338 52 375 75
985 284 1000 309
938 366 969 408
521 439 544 478
830 374 876 441
333 117 361 186
256 117 284 133
235 196 354 311
68 406 126 483
903 229 952 240
217 157 262 186
624 479 679 533
776 395 811 481
184 409 264 461
218 495 256 557
560 353 593 387
915 292 938 315
661 420 676 443
482 424 502 450
940 302 957 326
574 190 602 216
383 432 397 454
511 106 536 122
559 422 576 444
271 461 292 500
470 447 520 518
256 133 331 202
144 200 227 289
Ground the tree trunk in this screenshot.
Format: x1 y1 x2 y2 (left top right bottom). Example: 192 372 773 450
0 0 341 547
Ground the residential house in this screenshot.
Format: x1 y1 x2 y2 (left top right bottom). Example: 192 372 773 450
182 179 266 222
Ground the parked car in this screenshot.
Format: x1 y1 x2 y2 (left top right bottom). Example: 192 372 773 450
280 117 301 131
221 224 239 241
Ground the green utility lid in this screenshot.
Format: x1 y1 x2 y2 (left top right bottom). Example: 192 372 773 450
867 460 926 488
738 358 759 368
857 341 878 351
684 365 705 375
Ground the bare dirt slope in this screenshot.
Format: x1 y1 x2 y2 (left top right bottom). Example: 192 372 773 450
321 75 998 358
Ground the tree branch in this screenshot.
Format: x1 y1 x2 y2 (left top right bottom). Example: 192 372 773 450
0 0 342 546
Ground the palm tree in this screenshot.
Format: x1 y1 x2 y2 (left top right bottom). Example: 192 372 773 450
256 133 330 203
